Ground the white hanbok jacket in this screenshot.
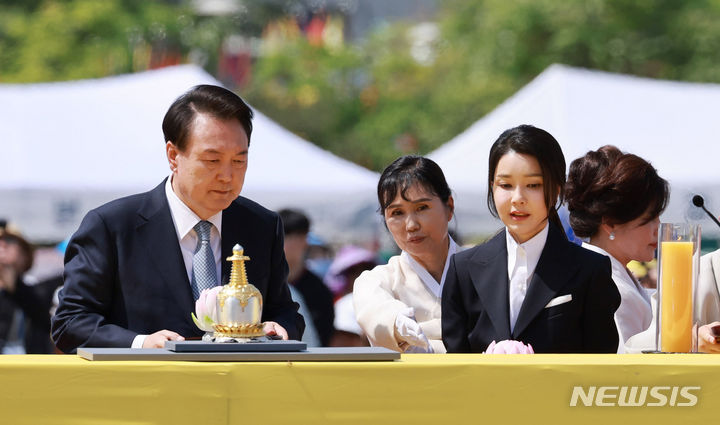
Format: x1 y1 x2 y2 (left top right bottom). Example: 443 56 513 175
582 243 653 353
696 249 720 324
353 254 447 353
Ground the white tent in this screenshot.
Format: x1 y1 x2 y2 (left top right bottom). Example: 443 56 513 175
429 64 720 238
0 65 380 242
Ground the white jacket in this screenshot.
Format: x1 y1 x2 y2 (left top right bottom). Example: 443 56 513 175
353 254 446 353
696 249 720 324
582 243 653 352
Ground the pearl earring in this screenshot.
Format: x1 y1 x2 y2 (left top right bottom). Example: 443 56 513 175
609 232 615 241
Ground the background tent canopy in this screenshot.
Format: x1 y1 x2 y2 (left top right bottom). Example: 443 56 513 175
0 65 380 242
429 64 720 237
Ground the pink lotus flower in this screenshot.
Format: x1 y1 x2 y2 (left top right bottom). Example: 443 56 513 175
191 286 222 332
484 339 535 354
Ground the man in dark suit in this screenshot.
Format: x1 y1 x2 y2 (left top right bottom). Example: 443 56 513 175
51 85 304 353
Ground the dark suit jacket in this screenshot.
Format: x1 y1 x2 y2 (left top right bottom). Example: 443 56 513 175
292 268 335 346
15 276 63 353
442 223 620 353
51 180 304 353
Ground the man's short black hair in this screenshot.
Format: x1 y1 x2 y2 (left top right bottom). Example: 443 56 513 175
278 209 310 236
162 84 253 151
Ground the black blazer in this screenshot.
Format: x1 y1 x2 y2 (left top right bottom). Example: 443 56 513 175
442 223 620 353
51 180 304 353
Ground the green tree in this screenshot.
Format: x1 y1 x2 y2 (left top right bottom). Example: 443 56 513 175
0 0 193 82
4 0 720 170
246 0 720 171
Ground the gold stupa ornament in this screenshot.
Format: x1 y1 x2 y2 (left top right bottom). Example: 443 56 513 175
213 244 264 338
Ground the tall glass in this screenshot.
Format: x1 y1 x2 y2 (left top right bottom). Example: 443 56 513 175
656 223 701 353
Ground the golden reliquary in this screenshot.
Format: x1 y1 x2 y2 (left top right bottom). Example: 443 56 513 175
213 244 265 338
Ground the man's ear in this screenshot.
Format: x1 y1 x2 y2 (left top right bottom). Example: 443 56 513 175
446 195 455 222
166 141 179 172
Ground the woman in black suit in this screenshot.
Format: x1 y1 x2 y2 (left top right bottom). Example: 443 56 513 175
441 125 620 353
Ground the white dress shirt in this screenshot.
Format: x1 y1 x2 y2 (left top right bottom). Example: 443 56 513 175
164 177 223 285
507 223 548 333
581 243 652 353
131 176 223 348
401 237 459 298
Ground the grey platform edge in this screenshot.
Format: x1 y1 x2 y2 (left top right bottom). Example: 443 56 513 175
77 346 401 361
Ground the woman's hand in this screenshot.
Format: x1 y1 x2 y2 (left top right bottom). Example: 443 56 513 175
698 322 720 353
394 307 430 351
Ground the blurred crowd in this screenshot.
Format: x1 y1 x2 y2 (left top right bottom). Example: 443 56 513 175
0 220 63 353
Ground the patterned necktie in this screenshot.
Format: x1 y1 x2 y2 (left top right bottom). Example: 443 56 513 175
191 220 218 299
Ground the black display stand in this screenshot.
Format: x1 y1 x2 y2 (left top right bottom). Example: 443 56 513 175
165 339 307 352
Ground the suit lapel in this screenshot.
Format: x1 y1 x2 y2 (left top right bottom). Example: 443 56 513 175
512 223 578 337
136 180 194 308
469 231 511 339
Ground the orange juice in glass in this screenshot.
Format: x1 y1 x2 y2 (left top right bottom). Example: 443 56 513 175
657 223 700 353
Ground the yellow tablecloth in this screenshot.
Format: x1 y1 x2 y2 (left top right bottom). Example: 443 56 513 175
1 354 718 424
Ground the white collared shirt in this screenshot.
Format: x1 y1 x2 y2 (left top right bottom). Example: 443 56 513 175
131 177 223 348
581 242 652 353
506 223 549 330
164 176 223 285
401 237 459 297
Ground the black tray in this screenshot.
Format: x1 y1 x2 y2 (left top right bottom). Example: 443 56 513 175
165 339 307 352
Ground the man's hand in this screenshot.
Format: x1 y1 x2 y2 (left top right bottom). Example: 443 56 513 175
263 321 289 340
142 330 185 348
